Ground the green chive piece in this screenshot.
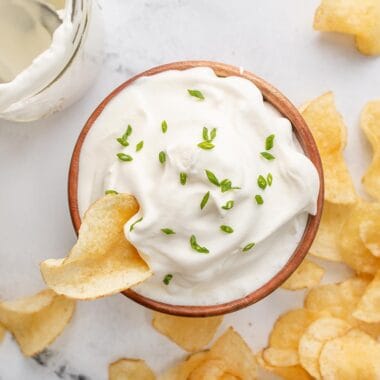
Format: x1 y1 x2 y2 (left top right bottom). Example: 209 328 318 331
136 141 144 152
260 152 275 160
222 200 234 210
210 128 217 140
198 141 215 150
116 137 129 147
220 225 234 233
105 190 118 195
117 153 133 162
257 175 267 190
265 134 275 150
161 228 175 235
242 242 256 252
200 191 210 210
267 173 273 186
188 89 205 100
130 217 143 231
159 151 166 164
220 179 232 192
180 172 187 185
163 274 173 285
161 120 168 133
255 194 264 205
202 127 209 141
126 125 132 137
190 235 209 254
205 170 220 186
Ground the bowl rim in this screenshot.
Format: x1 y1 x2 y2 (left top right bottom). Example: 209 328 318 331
68 60 324 317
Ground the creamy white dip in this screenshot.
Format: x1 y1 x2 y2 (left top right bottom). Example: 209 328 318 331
78 67 319 306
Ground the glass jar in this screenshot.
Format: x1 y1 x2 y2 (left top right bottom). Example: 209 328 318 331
0 0 103 122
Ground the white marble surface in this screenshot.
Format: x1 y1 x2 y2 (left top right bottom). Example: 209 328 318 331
0 0 379 379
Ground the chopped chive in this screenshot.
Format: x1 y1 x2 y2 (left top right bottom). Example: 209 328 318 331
257 175 267 190
190 235 209 254
161 228 175 235
200 191 210 210
220 179 241 192
136 140 144 152
210 128 217 140
222 200 234 210
220 225 234 233
205 170 220 186
159 151 166 164
117 153 133 162
265 134 275 150
198 141 215 150
267 173 273 186
255 194 264 205
180 172 187 185
116 137 129 147
203 127 209 141
163 274 173 285
242 242 256 252
161 120 168 133
105 189 118 195
126 125 132 137
188 89 205 100
260 152 275 160
130 217 143 231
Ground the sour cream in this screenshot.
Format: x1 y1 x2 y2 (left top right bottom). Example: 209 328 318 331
78 67 319 306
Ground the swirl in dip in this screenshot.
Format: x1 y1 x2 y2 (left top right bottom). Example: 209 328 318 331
77 67 319 306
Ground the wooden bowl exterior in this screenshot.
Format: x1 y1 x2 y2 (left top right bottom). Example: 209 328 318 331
68 61 324 317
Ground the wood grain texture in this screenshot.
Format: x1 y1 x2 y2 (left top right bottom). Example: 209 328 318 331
68 61 324 317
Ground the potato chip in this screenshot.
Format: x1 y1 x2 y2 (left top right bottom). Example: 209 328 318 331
309 201 352 262
353 271 380 323
257 352 312 380
188 359 228 379
361 101 380 199
269 309 325 350
319 329 380 379
281 259 324 290
0 289 75 356
298 317 352 379
314 0 380 56
108 358 155 380
300 92 357 204
152 312 223 352
339 201 380 274
304 276 380 338
262 347 299 367
360 221 380 257
40 195 151 300
160 328 257 380
0 324 5 342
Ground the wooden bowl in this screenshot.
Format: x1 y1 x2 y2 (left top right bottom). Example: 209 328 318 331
68 61 324 317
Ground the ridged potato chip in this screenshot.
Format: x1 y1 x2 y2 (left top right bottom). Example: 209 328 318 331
262 347 299 367
0 324 5 342
298 317 352 379
339 201 380 274
361 101 380 199
353 271 380 323
300 92 356 204
269 309 326 351
187 359 228 379
108 358 155 380
319 329 380 380
304 277 380 338
40 195 151 300
360 220 380 257
160 328 257 380
152 312 223 352
0 289 75 356
309 201 352 262
314 0 380 56
282 259 324 290
257 352 312 380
